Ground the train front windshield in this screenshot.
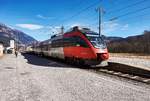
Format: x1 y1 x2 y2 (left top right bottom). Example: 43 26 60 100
86 34 106 49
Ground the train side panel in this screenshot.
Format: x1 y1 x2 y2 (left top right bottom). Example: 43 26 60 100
50 47 64 59
63 46 96 59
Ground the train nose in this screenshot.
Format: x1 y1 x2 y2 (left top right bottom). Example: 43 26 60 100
97 53 109 60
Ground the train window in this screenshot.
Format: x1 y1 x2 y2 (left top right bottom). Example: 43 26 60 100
41 45 48 51
63 36 88 47
51 36 88 48
63 37 77 47
48 44 51 50
52 39 64 48
74 37 88 47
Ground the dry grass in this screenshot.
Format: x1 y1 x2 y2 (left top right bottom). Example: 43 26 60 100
110 53 150 59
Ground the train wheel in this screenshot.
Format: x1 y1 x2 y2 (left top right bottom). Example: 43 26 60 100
76 58 85 66
74 58 79 66
65 57 71 64
79 59 85 65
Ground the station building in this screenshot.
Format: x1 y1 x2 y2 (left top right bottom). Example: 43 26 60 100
0 42 4 57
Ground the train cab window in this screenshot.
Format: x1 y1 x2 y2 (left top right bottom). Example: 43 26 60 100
86 34 106 49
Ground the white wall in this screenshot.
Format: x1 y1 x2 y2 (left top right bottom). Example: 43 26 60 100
10 40 15 48
0 44 4 56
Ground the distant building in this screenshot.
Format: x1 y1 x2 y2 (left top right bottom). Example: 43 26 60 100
10 40 15 49
0 42 4 57
10 40 15 53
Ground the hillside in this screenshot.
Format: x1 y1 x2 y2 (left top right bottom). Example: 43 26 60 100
1 22 149 54
102 35 124 43
0 23 37 46
108 30 150 54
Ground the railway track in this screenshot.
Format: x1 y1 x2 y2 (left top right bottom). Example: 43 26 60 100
23 53 150 84
52 58 150 84
87 62 150 84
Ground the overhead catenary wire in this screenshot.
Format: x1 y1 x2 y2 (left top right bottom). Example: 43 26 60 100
61 0 102 23
45 0 150 38
74 0 149 25
69 0 86 10
109 0 120 5
48 0 103 35
109 6 150 21
90 8 150 29
107 0 149 14
115 13 150 25
61 0 149 26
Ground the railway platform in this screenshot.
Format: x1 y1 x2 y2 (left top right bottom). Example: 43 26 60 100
0 53 150 101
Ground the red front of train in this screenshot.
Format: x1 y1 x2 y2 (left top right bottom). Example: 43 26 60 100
63 26 109 66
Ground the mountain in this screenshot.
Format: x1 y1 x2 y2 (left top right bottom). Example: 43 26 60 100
2 22 148 54
102 35 124 43
107 30 150 54
0 23 37 46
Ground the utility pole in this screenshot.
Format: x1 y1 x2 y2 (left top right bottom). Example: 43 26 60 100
61 26 64 34
96 7 104 37
48 27 54 39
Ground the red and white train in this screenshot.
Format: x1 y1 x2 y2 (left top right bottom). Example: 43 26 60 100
29 26 109 66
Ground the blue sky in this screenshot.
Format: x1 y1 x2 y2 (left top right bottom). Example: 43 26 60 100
0 0 150 41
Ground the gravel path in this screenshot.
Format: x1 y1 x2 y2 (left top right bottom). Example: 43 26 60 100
0 54 150 101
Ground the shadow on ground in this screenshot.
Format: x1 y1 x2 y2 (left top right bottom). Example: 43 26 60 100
22 53 73 68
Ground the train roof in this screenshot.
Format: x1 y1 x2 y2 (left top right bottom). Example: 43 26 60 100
40 39 51 45
71 26 100 37
37 26 100 46
65 26 98 34
38 34 63 45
